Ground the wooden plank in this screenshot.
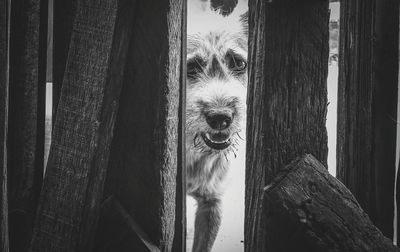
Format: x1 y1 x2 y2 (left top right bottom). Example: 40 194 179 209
246 1 329 251
29 0 135 251
264 154 400 252
172 1 186 251
52 0 77 120
337 0 399 238
0 0 10 251
101 0 185 251
8 0 47 250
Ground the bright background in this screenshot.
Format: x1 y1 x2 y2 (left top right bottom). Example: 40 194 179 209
186 1 340 251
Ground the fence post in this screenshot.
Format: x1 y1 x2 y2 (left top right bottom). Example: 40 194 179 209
96 1 185 251
29 0 136 250
0 0 10 251
337 0 399 238
7 0 47 250
246 0 329 250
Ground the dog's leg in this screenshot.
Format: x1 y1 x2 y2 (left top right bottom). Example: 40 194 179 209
192 197 221 252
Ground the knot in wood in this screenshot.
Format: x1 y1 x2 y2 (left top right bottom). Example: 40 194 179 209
308 181 318 194
296 208 307 224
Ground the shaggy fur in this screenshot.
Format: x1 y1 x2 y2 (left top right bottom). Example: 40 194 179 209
186 14 247 252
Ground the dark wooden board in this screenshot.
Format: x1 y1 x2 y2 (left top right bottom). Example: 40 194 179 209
29 0 135 250
337 0 399 238
7 0 47 250
246 1 329 250
101 0 185 251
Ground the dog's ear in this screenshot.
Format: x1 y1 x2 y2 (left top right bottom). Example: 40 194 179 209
239 11 248 37
210 0 239 17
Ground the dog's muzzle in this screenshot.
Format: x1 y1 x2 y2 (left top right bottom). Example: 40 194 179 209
201 131 231 150
201 112 233 150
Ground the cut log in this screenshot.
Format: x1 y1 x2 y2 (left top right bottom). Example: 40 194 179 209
264 154 399 252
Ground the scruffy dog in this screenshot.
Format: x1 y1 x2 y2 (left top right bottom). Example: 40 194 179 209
186 13 248 252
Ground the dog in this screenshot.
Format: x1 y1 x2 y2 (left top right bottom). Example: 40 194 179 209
186 11 248 252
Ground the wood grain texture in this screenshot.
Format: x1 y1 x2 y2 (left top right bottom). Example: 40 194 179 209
246 1 329 251
8 0 47 250
100 1 185 251
29 0 135 251
264 154 399 252
0 0 10 251
337 0 399 238
172 1 187 251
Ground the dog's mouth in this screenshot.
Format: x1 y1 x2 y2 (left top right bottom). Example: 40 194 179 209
201 132 231 150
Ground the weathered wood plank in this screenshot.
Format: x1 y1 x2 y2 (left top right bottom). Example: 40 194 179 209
101 0 185 251
0 0 10 251
337 0 399 238
8 0 47 250
264 154 399 252
246 1 329 251
52 0 77 120
172 1 187 251
29 0 135 251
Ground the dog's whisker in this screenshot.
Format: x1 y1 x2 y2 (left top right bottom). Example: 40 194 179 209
236 132 244 141
222 151 230 162
232 144 238 152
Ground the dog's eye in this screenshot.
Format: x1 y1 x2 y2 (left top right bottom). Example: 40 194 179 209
228 55 247 73
187 57 205 79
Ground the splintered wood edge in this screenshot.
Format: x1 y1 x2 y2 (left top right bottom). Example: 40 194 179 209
263 154 327 193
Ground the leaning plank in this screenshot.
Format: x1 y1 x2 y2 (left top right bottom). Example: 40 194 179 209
101 0 185 251
264 154 400 252
0 0 10 251
246 0 329 250
29 0 135 251
337 0 399 237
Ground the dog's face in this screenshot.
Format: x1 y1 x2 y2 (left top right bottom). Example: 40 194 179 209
186 29 247 157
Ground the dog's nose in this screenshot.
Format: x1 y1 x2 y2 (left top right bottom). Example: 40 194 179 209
206 113 232 130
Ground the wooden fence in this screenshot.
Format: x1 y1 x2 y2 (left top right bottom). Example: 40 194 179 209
0 0 399 251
